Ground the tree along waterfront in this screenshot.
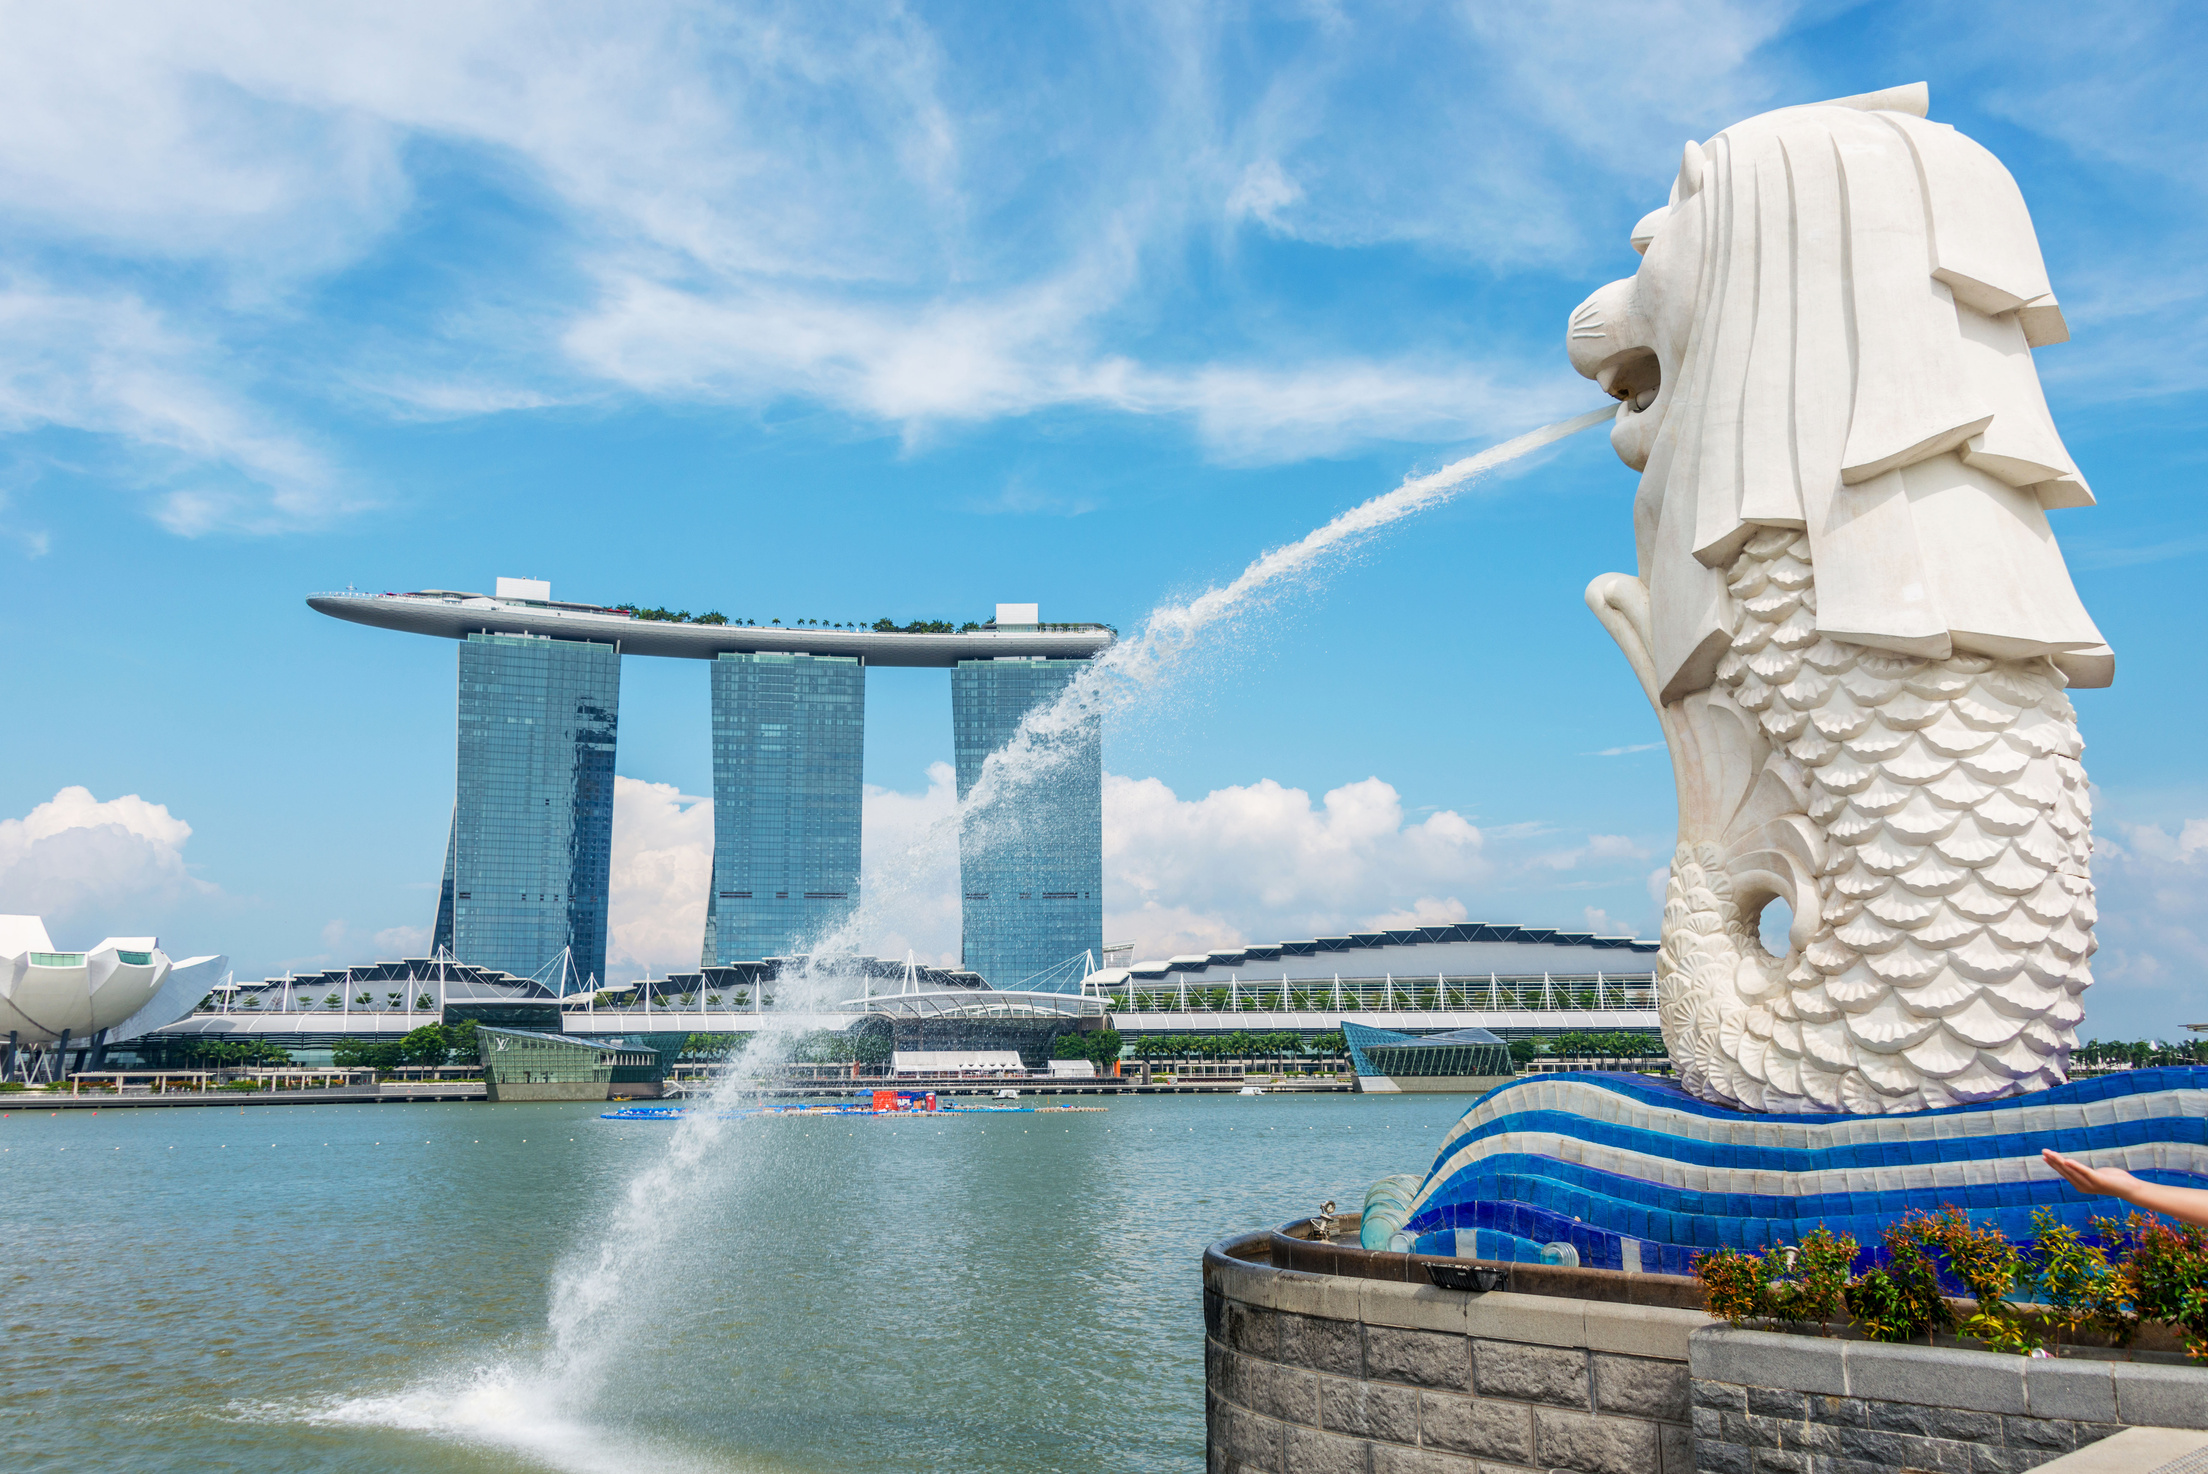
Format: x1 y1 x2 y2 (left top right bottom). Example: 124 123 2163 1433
2075 1038 2208 1070
1129 1031 1344 1062
330 1020 479 1074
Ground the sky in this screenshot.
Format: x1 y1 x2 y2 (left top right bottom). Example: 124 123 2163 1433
3 0 2205 1041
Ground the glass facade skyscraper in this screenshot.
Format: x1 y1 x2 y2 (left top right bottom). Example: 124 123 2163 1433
703 651 864 963
951 658 1102 990
431 633 619 987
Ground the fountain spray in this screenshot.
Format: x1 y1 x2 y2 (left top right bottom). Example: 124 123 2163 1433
320 405 1611 1466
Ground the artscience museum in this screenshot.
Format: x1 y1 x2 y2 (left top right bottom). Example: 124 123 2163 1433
0 915 228 1082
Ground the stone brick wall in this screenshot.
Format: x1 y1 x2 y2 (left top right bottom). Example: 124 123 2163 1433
1205 1234 1705 1473
1691 1325 2208 1473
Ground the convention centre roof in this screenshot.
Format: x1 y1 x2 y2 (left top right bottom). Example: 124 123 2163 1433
1088 923 1658 988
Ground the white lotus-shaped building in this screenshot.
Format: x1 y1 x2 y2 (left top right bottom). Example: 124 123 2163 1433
0 915 223 1046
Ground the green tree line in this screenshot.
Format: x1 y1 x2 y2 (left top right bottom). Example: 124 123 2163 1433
1050 1028 1123 1065
332 1020 479 1072
673 1029 893 1065
145 1037 296 1070
1533 1031 1668 1059
1128 1031 1345 1061
2076 1038 2208 1069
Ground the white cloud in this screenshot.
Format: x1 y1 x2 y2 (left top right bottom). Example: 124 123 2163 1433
856 760 963 966
10 0 2201 518
2084 819 2208 1031
597 764 970 980
600 762 1669 977
1366 897 1473 930
1226 159 1303 227
0 281 340 533
0 785 210 933
1101 772 1489 959
0 0 1797 526
373 923 432 956
604 776 713 984
1582 906 1629 936
1212 0 1803 266
1531 833 1648 872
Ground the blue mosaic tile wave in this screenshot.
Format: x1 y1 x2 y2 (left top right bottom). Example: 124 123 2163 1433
1400 1070 2208 1278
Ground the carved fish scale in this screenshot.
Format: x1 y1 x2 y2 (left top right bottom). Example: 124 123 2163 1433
1659 526 2095 1114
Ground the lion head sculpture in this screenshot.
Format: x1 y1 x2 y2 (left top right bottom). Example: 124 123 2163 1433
1568 81 2108 708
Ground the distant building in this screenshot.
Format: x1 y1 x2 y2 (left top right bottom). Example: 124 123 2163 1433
1089 922 1663 1046
313 583 1112 984
952 650 1103 991
1341 1021 1515 1094
476 1026 660 1102
703 651 864 964
0 915 226 1080
431 631 619 986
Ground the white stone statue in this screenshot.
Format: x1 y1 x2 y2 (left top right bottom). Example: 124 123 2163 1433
1568 83 2109 1115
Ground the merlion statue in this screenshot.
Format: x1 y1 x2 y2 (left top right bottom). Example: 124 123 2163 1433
1569 82 2109 1115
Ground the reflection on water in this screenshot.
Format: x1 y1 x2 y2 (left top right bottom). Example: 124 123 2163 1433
0 1092 1452 1472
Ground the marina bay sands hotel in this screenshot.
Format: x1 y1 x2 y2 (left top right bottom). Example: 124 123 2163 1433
310 581 1111 992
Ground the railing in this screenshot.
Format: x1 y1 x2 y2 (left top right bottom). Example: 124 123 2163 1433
1526 1056 1673 1074
1104 973 1656 1014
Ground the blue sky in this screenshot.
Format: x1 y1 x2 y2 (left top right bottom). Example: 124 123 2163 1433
3 1 2204 1039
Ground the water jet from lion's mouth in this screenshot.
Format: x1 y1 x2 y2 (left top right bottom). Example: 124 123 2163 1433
822 401 1622 962
945 401 1620 824
350 404 1617 1461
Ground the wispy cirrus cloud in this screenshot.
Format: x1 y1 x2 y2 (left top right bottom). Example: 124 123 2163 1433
10 0 2197 538
0 0 1802 533
0 280 340 533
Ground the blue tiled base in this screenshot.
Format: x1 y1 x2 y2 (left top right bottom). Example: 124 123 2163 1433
1401 1070 2208 1278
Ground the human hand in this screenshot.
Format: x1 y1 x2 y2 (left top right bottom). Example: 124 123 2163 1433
2041 1149 2142 1200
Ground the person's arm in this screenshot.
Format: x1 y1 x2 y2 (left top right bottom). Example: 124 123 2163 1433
2041 1148 2208 1228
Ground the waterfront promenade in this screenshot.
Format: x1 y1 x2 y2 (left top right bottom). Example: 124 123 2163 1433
5 1080 488 1110
10 1073 1357 1110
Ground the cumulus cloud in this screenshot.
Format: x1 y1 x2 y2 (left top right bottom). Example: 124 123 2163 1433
1581 906 1631 937
856 760 964 966
600 762 1666 976
2081 818 2208 1033
0 785 211 934
373 923 432 956
1102 772 1489 960
604 776 713 983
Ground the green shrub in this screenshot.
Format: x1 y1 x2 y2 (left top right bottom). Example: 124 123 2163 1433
2032 1210 2134 1349
1920 1206 2040 1353
1695 1246 1769 1325
1695 1208 2208 1356
2114 1212 2208 1362
1765 1227 1857 1335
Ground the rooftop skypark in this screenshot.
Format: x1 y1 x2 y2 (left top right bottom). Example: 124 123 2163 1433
310 582 1114 667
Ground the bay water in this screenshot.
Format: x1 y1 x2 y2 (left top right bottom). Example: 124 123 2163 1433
0 1090 1456 1472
